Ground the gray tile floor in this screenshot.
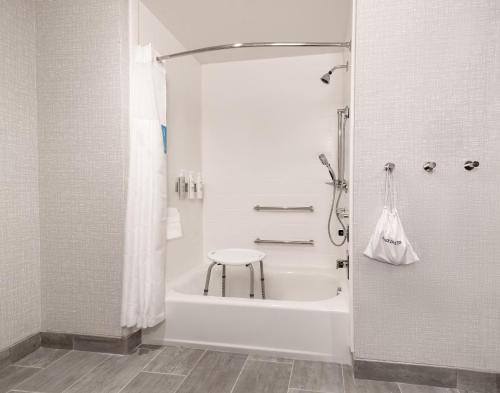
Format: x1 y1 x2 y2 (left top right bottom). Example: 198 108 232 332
0 345 470 393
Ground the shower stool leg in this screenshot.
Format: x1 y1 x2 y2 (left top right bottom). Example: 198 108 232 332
246 263 255 298
222 264 226 297
259 260 266 299
203 262 217 296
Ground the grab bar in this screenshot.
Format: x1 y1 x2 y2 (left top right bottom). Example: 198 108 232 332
254 238 314 245
254 205 314 212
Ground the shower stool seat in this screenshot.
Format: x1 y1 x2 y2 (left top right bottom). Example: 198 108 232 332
204 249 266 299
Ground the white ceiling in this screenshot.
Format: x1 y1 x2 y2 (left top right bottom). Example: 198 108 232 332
141 0 352 63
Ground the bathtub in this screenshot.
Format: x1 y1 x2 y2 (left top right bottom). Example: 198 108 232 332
144 264 351 363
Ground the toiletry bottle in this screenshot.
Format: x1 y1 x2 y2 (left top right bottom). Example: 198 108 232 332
188 171 195 199
196 173 203 199
178 170 186 200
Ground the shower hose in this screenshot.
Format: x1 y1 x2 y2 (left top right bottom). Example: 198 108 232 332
327 182 347 247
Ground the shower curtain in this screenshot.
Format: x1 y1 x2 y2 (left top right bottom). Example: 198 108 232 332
121 44 167 329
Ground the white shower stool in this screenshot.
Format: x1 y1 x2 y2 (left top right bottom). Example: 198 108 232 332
204 249 266 299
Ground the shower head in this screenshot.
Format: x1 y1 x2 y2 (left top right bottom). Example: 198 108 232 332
318 154 336 182
320 72 331 84
321 61 349 84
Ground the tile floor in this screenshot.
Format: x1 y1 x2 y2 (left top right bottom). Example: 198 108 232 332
0 345 472 393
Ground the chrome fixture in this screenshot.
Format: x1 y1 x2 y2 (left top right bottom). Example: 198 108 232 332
336 255 349 280
464 160 480 171
337 208 349 219
318 154 337 183
384 162 395 172
320 106 350 248
254 238 314 245
157 41 351 61
254 205 314 212
321 62 349 84
423 162 437 172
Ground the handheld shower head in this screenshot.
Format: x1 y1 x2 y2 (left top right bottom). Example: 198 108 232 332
318 154 336 182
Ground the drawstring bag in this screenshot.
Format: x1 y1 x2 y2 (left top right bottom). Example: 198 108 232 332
363 170 419 265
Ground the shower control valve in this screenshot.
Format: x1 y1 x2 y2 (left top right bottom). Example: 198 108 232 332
336 259 348 269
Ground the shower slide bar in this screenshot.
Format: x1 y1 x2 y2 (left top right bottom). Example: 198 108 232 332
255 238 315 246
254 205 314 212
156 41 351 61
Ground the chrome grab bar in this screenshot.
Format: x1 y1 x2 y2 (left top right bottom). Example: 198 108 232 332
254 205 314 212
254 238 314 245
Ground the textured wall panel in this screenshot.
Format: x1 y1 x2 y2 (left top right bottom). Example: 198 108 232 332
0 0 41 351
37 0 128 337
353 0 500 371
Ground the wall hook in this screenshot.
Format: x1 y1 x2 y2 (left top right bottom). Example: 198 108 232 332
464 161 479 171
423 162 436 172
384 162 395 172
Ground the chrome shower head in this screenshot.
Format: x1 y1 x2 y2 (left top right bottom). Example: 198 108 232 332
321 61 349 84
318 154 336 182
320 72 331 84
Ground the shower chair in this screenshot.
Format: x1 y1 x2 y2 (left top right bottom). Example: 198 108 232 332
203 249 266 299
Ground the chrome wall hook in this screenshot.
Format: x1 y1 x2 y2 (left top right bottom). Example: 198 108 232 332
423 162 436 172
464 161 480 171
384 162 395 172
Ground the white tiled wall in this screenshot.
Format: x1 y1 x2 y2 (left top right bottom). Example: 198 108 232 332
0 0 41 351
353 0 500 371
202 54 348 268
137 2 204 283
37 0 129 338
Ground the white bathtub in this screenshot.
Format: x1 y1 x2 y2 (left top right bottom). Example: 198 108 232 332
144 264 351 363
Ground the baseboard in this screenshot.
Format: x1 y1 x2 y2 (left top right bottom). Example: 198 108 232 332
142 336 351 364
0 333 41 370
41 330 142 355
354 358 500 390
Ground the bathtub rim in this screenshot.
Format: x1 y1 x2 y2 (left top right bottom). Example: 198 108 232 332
166 262 349 311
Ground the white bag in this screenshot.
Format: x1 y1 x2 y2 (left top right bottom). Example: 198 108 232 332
363 170 419 265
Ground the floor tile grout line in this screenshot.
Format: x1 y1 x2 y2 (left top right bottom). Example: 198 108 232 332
10 366 42 370
247 358 293 365
140 346 167 372
116 346 173 393
171 350 207 393
287 360 295 391
15 347 70 370
11 350 76 390
229 354 249 393
59 353 113 393
141 370 188 377
341 364 346 393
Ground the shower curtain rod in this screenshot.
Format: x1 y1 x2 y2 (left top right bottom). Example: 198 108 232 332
156 41 351 61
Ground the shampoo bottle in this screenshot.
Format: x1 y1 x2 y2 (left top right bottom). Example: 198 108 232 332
187 171 195 199
196 173 203 200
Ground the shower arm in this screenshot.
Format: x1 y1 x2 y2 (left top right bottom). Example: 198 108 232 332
156 41 351 61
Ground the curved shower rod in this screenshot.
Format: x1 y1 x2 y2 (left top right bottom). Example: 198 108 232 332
156 41 351 62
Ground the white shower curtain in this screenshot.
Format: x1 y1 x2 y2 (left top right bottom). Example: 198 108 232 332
121 44 167 329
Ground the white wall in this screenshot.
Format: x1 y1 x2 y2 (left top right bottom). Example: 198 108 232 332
352 0 500 372
137 2 203 284
137 2 203 344
202 54 348 271
0 0 41 351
